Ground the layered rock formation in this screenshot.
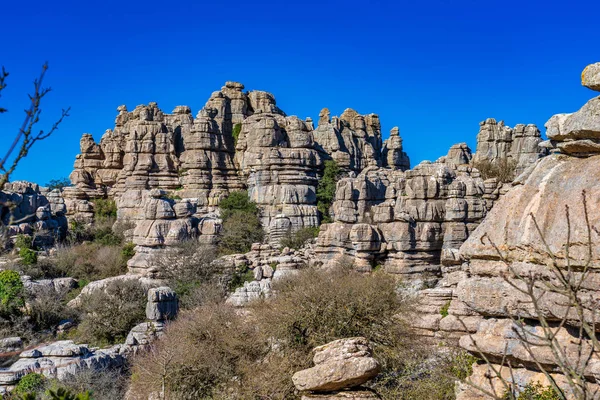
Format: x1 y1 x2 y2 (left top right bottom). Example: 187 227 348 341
0 182 68 247
292 337 381 399
451 64 600 399
472 119 545 175
315 145 499 279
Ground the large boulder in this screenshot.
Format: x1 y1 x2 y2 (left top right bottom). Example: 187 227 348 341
292 337 381 393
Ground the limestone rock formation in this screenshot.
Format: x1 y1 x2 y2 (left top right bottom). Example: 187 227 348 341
292 337 381 397
472 119 546 175
315 144 495 278
582 62 600 91
0 182 68 247
382 127 410 170
452 64 600 398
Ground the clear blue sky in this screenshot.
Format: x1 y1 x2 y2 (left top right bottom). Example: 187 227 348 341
1 0 598 185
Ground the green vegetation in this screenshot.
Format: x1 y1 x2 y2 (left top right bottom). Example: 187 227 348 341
45 178 71 191
440 300 451 318
279 226 320 250
219 190 259 221
229 265 255 290
14 373 46 396
232 122 242 147
316 160 341 223
472 158 517 183
503 382 562 400
0 270 25 319
218 191 264 254
92 198 117 220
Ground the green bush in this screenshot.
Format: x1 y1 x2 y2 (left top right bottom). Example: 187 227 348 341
14 373 45 395
219 190 259 221
218 191 264 254
15 234 33 250
92 198 117 220
316 160 340 223
219 210 264 255
19 248 38 266
121 242 136 260
279 226 319 250
0 270 25 319
439 300 450 318
232 123 242 147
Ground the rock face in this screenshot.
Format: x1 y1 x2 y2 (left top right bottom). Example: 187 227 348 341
472 119 546 175
582 62 600 91
66 82 415 274
0 182 68 247
315 145 500 279
292 337 381 398
452 64 600 399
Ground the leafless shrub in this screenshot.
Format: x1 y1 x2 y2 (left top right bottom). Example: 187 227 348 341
75 279 146 346
472 158 517 183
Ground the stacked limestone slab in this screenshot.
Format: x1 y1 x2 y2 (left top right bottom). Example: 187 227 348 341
0 181 68 247
472 118 546 175
451 63 600 399
315 145 501 278
292 337 381 399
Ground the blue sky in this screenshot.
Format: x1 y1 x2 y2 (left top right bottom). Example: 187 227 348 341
1 0 598 185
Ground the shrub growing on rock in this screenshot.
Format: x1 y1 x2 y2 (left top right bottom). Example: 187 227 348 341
75 279 146 346
218 191 264 254
54 243 128 282
316 159 340 223
92 198 117 220
0 270 25 319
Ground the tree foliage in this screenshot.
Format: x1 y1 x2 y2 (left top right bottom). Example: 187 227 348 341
218 191 264 254
316 160 341 223
45 178 71 191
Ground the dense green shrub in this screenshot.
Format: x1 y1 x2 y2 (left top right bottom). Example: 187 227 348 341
75 279 146 346
218 191 264 254
15 234 33 250
279 226 319 250
316 160 340 223
121 242 136 260
232 123 242 147
219 210 264 254
19 248 38 266
472 158 517 183
219 190 259 221
92 198 117 220
0 270 25 319
14 373 46 396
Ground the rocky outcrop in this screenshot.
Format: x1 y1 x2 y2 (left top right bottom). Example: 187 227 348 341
452 64 600 399
292 337 381 399
472 119 545 175
582 62 600 91
315 145 497 279
0 182 68 247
